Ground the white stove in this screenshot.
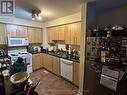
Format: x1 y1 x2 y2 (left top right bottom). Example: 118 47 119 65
8 49 32 73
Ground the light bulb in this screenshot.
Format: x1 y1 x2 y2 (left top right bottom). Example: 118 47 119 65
37 15 42 20
32 17 35 20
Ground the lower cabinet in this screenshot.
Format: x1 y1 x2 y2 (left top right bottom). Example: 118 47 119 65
43 54 60 76
43 54 53 72
32 53 43 71
33 53 79 87
73 62 80 87
52 56 60 76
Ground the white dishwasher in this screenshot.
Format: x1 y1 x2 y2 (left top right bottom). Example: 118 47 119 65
60 58 73 82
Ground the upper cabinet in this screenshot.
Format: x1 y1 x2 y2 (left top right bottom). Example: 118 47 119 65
47 25 65 43
0 23 6 45
6 24 27 37
47 27 55 43
65 22 81 45
27 27 43 43
56 25 65 40
47 22 81 45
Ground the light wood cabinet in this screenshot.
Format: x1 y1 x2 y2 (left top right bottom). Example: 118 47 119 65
74 22 81 45
27 27 43 43
16 26 27 37
52 56 60 76
56 25 65 40
35 28 43 43
32 53 43 71
47 25 65 42
73 62 80 86
0 24 6 44
43 54 53 72
43 54 60 75
47 27 55 42
27 27 35 43
65 22 81 45
6 24 27 37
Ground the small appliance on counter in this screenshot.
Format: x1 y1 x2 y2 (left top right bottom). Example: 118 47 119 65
27 46 41 53
33 46 41 53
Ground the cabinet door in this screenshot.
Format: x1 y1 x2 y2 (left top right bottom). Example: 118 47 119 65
65 24 71 44
57 25 65 40
41 53 44 67
70 23 76 45
54 27 59 40
73 62 80 86
17 26 27 37
32 54 37 71
74 22 81 45
27 27 35 43
35 28 42 43
47 27 55 43
43 54 53 71
52 56 60 76
32 54 42 71
0 24 6 44
6 24 17 37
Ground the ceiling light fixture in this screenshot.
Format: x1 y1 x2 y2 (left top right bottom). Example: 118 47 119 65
31 9 42 21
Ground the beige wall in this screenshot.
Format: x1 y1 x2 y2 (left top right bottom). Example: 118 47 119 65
97 5 127 26
0 16 43 28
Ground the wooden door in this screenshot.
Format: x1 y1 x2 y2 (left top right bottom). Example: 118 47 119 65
32 54 37 71
0 24 6 44
17 26 27 37
57 25 65 40
74 22 81 45
54 26 59 40
70 23 76 45
6 24 17 37
73 62 80 86
65 24 71 44
32 54 42 71
35 28 42 43
43 54 53 71
27 27 35 43
41 53 44 67
52 56 60 76
47 27 55 43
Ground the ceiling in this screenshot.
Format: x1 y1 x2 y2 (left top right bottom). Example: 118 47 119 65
15 0 83 22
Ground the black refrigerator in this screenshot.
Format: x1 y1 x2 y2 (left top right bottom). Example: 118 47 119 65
83 27 127 95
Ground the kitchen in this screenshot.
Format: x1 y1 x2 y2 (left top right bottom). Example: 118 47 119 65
1 0 127 95
0 0 83 95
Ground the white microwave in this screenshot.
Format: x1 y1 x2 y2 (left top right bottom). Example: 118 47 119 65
8 37 29 47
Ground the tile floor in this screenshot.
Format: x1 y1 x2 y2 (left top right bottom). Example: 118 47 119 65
30 69 78 95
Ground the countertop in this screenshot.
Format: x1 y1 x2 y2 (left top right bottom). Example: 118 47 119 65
31 51 80 63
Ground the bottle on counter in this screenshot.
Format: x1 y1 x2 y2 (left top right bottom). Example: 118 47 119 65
68 45 71 55
101 47 109 62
